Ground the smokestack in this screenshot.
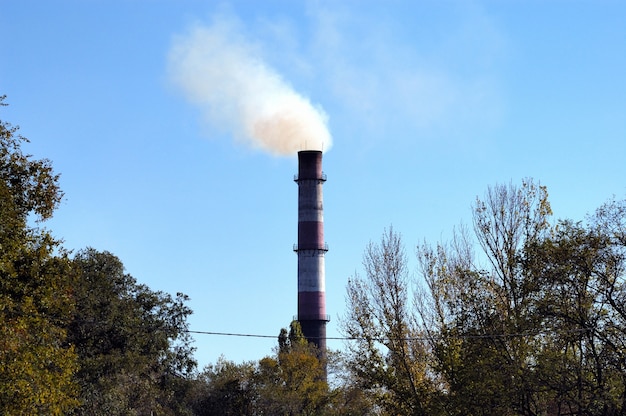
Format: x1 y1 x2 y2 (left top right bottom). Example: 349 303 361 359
294 150 329 362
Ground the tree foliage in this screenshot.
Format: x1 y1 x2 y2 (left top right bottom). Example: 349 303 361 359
0 96 79 415
342 227 437 415
416 179 553 415
190 321 374 416
342 180 626 415
1 97 197 414
0 96 62 222
68 248 196 415
188 357 257 416
255 321 329 415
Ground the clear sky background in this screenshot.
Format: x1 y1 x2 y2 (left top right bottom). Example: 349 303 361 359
2 0 625 370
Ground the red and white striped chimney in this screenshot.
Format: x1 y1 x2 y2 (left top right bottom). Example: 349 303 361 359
294 150 329 355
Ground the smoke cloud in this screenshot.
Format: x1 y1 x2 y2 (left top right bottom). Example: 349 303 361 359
168 19 332 155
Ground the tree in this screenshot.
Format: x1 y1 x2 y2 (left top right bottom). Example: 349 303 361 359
417 179 553 415
520 199 626 414
1 95 202 414
191 321 377 416
0 96 63 222
590 197 626 414
524 220 612 414
67 248 196 415
342 227 437 415
0 96 79 415
187 357 257 416
341 179 626 415
255 321 330 415
416 181 626 415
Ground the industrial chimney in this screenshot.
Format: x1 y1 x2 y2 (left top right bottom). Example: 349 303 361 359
294 150 329 360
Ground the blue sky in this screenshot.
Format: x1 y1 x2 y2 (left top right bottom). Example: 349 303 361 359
2 0 625 369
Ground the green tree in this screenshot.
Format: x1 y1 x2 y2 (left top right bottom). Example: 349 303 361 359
191 322 374 416
68 248 196 415
525 210 626 414
417 179 553 415
342 228 437 415
187 357 257 416
255 321 330 415
417 181 626 415
0 96 79 415
342 180 626 415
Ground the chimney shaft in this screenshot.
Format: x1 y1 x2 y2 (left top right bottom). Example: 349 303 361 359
294 150 328 357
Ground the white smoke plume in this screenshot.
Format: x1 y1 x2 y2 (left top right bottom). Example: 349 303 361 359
168 19 332 155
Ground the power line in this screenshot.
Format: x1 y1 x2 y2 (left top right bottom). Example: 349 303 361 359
68 322 596 342
186 330 277 339
186 330 359 340
185 327 594 342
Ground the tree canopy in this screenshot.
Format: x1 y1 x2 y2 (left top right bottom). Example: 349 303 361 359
67 248 196 415
340 180 626 415
1 96 196 415
0 95 78 415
